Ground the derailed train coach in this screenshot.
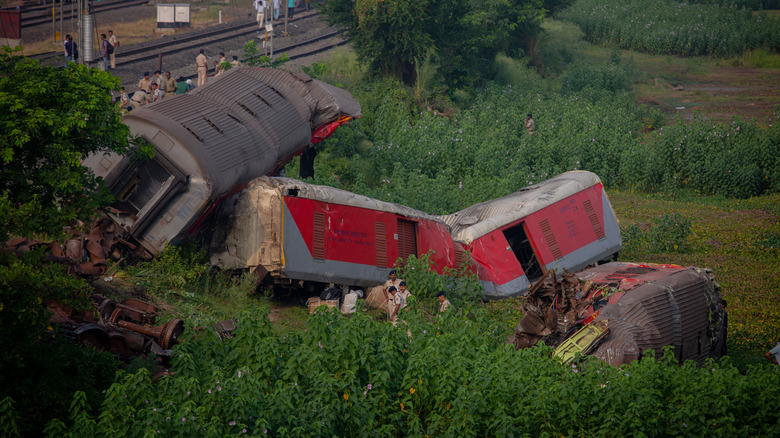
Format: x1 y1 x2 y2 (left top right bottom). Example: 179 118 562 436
441 171 621 299
83 67 361 257
510 262 725 366
207 171 622 299
207 177 456 292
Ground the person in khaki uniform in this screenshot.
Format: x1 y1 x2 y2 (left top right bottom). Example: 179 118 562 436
128 89 149 109
108 30 119 69
164 71 177 96
196 49 208 87
388 286 405 325
137 72 152 94
383 269 402 320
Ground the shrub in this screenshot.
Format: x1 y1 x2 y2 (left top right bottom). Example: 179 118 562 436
47 308 780 437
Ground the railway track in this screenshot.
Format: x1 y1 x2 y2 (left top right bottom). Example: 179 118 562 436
31 10 327 64
16 0 148 29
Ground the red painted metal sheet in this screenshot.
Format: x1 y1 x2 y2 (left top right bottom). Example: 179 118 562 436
0 11 21 40
284 196 453 271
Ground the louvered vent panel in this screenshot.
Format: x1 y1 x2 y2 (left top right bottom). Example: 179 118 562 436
397 220 418 261
583 199 605 239
454 245 464 268
539 219 563 260
312 212 325 259
375 222 387 267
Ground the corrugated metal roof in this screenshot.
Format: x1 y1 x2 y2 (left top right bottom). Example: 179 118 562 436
256 177 446 222
590 266 721 365
124 67 361 199
439 171 602 244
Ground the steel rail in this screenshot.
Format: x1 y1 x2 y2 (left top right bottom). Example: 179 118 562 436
20 0 148 29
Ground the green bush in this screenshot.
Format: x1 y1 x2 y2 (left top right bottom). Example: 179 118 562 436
47 307 780 437
560 61 633 93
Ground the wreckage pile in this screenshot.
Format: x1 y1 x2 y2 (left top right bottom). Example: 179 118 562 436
508 262 725 367
49 295 184 362
508 270 600 350
5 213 138 276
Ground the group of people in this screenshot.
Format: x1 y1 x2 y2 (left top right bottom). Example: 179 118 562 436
120 70 179 109
254 0 304 26
64 30 119 70
383 270 450 324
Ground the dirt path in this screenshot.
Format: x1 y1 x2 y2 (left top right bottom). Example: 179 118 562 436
637 66 780 125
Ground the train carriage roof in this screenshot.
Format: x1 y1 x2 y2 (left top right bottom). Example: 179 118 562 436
259 177 446 222
122 67 362 199
439 171 602 244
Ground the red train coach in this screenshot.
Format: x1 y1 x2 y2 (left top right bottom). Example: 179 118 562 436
440 171 621 299
208 177 455 292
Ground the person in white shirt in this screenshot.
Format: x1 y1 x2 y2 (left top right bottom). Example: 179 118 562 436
254 0 266 30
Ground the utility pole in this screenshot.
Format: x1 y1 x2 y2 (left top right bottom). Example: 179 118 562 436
283 2 288 37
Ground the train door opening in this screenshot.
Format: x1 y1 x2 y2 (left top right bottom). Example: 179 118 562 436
397 219 418 262
503 223 544 282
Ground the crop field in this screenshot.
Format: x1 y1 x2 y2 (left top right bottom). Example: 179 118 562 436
558 0 780 56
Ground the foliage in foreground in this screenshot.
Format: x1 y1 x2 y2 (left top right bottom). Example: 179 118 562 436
0 48 142 242
22 307 780 437
558 0 780 57
0 252 117 437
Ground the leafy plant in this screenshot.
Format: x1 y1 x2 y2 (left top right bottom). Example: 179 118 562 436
0 47 148 242
241 40 289 68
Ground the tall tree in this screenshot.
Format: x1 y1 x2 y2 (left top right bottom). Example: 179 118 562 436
319 0 546 85
0 48 140 241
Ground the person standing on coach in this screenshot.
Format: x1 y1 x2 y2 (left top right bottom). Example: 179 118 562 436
100 34 110 71
138 72 152 94
108 30 119 69
196 49 208 87
164 71 177 97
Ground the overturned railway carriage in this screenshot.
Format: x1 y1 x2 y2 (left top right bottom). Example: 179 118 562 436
84 67 361 257
208 171 621 298
440 171 621 299
208 177 455 291
578 263 724 366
